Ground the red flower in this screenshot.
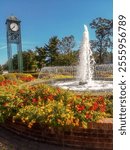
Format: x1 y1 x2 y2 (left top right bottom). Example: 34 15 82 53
0 80 18 86
100 105 106 112
19 76 35 82
92 102 99 111
76 95 82 98
98 96 104 102
32 98 38 103
44 96 47 100
86 113 92 119
77 105 85 111
3 102 8 107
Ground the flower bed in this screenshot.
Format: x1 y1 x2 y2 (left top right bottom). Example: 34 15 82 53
0 77 113 149
0 79 112 128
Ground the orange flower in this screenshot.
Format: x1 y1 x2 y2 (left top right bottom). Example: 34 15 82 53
47 94 54 100
86 113 92 119
57 88 61 93
76 95 82 98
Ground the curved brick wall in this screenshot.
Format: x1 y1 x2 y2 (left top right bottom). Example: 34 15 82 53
0 118 113 150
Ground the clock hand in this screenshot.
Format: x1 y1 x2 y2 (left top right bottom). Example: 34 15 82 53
12 26 15 29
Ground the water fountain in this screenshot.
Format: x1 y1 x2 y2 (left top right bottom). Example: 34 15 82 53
77 25 95 85
39 25 113 92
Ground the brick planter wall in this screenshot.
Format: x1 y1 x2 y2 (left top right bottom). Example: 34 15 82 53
0 118 113 150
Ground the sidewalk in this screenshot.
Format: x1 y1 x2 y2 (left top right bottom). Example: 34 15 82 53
0 126 72 150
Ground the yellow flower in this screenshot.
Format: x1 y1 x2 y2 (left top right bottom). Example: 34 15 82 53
25 117 29 121
21 118 26 123
28 123 32 128
12 116 15 123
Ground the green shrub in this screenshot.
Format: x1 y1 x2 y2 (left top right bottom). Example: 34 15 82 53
29 73 39 78
105 95 113 117
0 75 5 82
13 73 34 82
3 73 16 80
14 73 33 78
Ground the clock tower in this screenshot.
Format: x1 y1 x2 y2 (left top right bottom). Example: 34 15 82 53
6 16 23 72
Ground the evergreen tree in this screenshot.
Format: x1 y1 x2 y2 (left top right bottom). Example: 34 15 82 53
35 46 46 69
44 36 60 66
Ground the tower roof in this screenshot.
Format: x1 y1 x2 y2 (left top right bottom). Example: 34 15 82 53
6 16 20 23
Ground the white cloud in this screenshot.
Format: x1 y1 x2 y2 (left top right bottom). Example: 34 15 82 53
0 45 7 50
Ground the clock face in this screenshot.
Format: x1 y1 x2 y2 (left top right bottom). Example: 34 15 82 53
10 23 19 32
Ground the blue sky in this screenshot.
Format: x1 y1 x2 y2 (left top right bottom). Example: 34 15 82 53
0 0 112 65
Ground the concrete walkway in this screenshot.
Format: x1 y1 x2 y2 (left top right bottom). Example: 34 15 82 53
0 126 73 150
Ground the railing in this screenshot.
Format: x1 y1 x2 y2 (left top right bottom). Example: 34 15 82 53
39 64 113 81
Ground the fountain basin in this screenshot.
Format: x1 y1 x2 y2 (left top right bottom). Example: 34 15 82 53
52 80 113 92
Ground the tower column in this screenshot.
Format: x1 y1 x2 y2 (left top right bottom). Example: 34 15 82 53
6 16 23 73
17 42 23 72
7 43 13 72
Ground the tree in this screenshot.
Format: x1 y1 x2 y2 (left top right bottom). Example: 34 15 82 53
0 65 3 74
35 46 47 69
55 51 79 66
57 35 76 66
12 54 18 70
90 18 113 64
2 63 8 71
58 35 75 54
22 50 37 71
44 36 60 66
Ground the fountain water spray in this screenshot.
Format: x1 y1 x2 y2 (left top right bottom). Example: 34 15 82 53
77 25 95 85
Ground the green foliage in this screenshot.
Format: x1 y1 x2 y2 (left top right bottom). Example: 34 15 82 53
29 73 39 78
2 73 34 82
14 73 33 78
90 17 113 64
55 51 78 66
0 75 5 82
0 65 3 74
93 50 113 64
14 73 35 82
13 50 38 72
22 50 38 71
35 47 46 69
58 35 75 54
4 73 17 80
105 95 113 117
12 54 18 70
45 36 60 66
